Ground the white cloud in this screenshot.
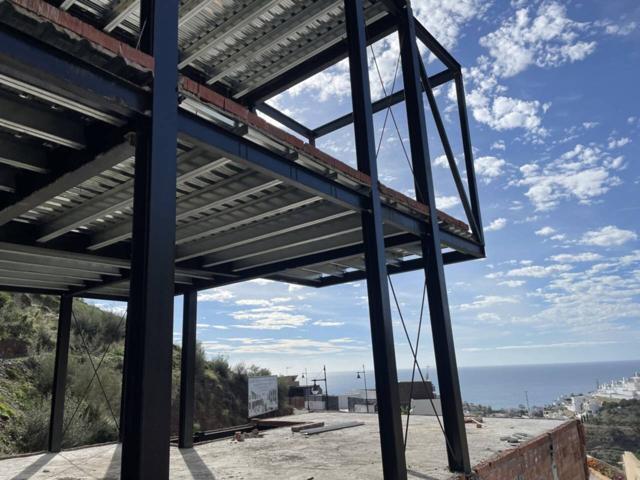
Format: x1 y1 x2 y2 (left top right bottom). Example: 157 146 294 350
436 195 461 210
602 21 637 36
491 140 506 151
458 295 518 310
608 137 631 149
201 337 366 356
477 312 501 323
459 2 596 136
535 226 556 236
230 305 309 330
515 252 640 334
465 86 547 133
507 264 572 278
235 299 272 307
276 0 489 104
549 253 602 263
313 321 345 327
498 280 526 288
198 289 234 302
516 144 624 210
580 226 638 247
485 217 507 232
475 156 506 181
479 2 595 78
433 154 450 168
462 340 618 352
414 0 491 53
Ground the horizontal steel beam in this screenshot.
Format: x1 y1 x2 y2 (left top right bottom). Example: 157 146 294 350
178 110 426 237
0 26 146 117
317 251 477 287
0 138 134 227
255 103 315 141
240 14 397 104
88 170 279 250
0 279 67 291
0 94 85 149
380 1 461 71
231 9 391 99
201 211 360 268
0 134 49 173
180 232 418 292
175 188 318 245
0 169 16 194
0 258 105 281
37 149 227 243
176 201 347 261
313 69 455 138
209 224 399 272
0 269 85 286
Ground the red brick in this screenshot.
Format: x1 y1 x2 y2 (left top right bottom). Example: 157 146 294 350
470 421 588 480
12 0 153 71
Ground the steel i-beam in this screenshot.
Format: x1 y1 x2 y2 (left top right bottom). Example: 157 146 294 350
48 295 73 453
344 1 407 478
178 290 197 448
395 0 471 473
120 0 179 478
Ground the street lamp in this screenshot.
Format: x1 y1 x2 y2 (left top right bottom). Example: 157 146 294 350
301 369 309 412
356 365 369 413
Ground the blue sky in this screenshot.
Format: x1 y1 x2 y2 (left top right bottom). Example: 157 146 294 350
91 0 639 375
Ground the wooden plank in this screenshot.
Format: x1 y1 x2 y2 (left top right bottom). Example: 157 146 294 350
303 421 364 435
291 422 324 433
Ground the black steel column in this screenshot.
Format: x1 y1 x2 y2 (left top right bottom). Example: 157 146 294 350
344 1 407 478
48 294 73 453
454 73 484 244
395 0 470 473
118 307 130 443
178 291 197 448
120 0 179 478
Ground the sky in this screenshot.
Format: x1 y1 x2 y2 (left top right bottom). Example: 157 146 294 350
91 0 640 376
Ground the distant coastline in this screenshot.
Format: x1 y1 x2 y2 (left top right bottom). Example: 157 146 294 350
316 359 640 409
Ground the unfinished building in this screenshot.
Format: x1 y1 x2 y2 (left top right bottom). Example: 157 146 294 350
0 0 565 478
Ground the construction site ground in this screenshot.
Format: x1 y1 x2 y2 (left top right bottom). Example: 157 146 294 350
0 412 567 479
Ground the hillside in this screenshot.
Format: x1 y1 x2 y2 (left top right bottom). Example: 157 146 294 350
0 293 291 456
585 399 640 466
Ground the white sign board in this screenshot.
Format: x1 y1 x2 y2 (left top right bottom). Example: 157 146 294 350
248 375 278 418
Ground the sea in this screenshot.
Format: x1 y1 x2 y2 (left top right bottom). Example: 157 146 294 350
316 360 640 409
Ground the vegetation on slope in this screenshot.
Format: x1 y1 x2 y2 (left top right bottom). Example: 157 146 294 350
0 293 291 456
585 399 640 466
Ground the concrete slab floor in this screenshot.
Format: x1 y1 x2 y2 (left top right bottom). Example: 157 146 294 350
0 412 564 480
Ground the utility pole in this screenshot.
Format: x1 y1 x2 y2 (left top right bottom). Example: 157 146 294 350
357 365 369 413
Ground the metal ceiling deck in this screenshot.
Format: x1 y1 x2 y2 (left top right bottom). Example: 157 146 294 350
0 0 481 299
54 0 387 100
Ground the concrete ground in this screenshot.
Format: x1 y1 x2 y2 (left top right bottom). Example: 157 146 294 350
0 412 564 480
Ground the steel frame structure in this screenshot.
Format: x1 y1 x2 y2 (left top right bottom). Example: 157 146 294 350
0 0 485 478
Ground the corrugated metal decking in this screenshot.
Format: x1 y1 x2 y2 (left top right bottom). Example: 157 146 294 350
0 0 482 299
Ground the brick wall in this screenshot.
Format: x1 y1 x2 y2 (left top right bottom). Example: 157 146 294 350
456 420 589 480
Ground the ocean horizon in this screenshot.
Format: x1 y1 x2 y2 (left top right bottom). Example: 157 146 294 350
308 359 640 409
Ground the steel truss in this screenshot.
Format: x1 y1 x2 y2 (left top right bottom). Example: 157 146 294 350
0 0 485 478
